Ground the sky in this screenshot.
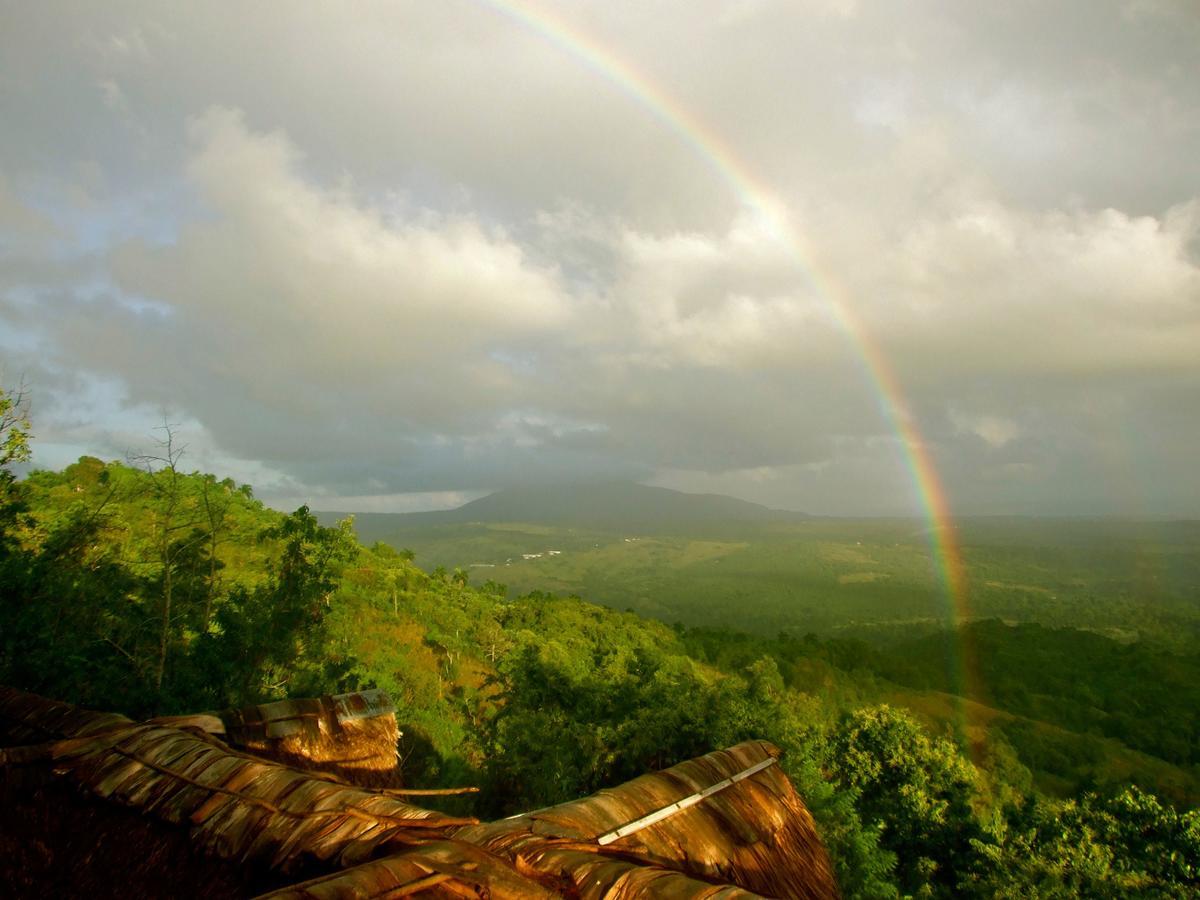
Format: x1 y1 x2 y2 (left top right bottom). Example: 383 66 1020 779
1 0 1198 516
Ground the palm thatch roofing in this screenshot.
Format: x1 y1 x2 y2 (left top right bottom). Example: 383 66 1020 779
0 685 838 898
218 690 402 786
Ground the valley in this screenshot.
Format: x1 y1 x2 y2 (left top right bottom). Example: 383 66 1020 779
322 485 1200 806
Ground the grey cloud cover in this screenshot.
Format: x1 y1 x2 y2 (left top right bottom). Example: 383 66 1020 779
1 0 1198 515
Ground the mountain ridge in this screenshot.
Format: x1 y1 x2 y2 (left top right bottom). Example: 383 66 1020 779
316 481 808 534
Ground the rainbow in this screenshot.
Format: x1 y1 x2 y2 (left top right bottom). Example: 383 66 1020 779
480 1 983 744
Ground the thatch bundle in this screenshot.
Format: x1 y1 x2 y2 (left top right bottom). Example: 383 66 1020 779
39 723 470 872
505 851 764 899
220 691 401 787
258 839 562 899
0 684 132 746
458 740 838 899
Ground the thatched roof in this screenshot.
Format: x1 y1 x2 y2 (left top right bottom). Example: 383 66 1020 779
458 740 836 899
0 686 466 875
0 686 838 898
0 684 132 745
219 690 402 786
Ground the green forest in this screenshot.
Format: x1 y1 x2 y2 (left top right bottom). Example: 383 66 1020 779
1 396 1198 897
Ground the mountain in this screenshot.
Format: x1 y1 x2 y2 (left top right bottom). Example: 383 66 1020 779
318 481 807 537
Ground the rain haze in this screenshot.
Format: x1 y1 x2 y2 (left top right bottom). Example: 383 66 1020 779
2 0 1198 516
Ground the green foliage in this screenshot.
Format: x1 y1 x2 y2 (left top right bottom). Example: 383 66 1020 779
967 788 1200 897
339 514 1200 647
829 705 989 895
2 442 1198 897
349 511 1200 801
0 456 354 716
0 499 146 710
0 383 32 550
475 602 897 894
879 620 1200 769
0 384 31 471
181 507 358 708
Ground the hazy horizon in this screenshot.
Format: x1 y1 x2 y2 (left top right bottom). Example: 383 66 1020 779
301 479 1200 522
3 2 1199 517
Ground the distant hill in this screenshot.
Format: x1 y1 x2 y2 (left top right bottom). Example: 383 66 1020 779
318 481 807 538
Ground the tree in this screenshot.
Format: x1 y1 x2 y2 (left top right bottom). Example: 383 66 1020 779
130 422 209 697
198 475 233 631
0 381 31 542
0 445 144 711
0 381 30 469
967 787 1200 897
829 705 988 896
189 506 357 707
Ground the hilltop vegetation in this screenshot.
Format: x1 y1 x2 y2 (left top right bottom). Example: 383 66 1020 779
1 408 1197 896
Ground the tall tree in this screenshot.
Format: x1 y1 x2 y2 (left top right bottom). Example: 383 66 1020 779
130 422 207 698
198 475 233 631
0 380 31 540
191 506 357 707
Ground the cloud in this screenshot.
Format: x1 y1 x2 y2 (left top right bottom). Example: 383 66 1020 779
7 101 1200 512
1 3 1199 515
950 411 1020 449
100 107 569 439
876 199 1200 378
0 175 61 256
